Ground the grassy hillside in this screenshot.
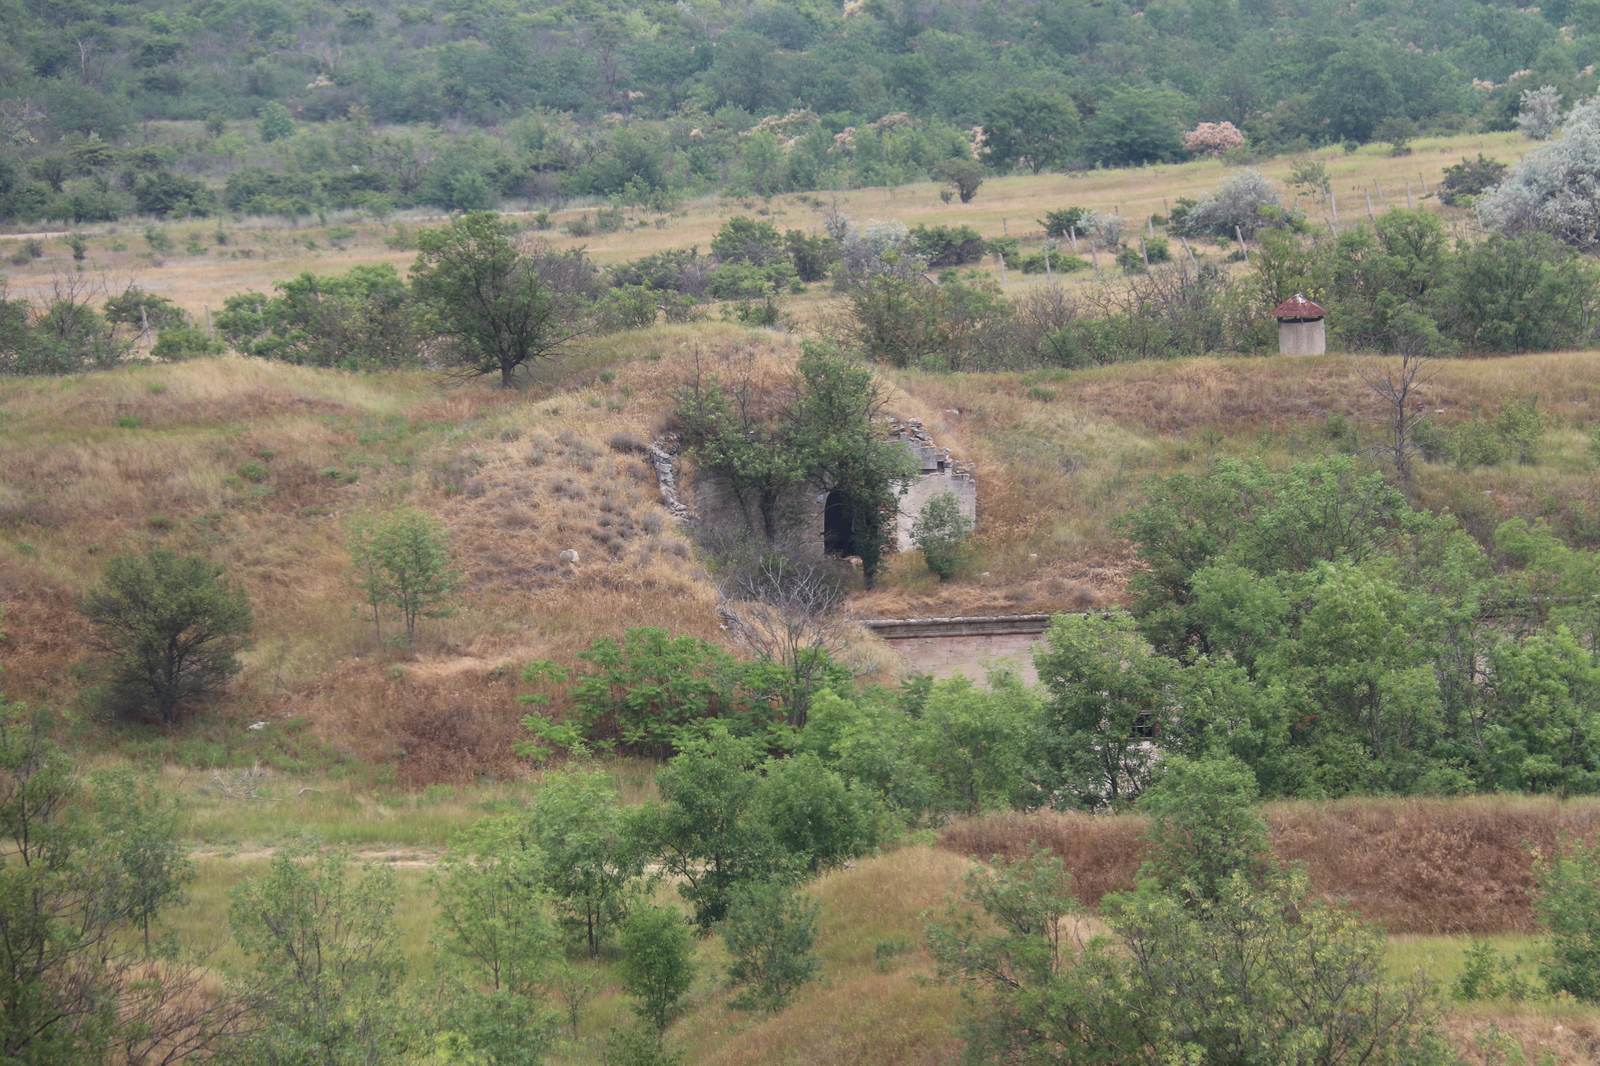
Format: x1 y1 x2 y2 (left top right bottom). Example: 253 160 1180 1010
5 139 1600 1064
138 796 1600 1066
4 338 1598 768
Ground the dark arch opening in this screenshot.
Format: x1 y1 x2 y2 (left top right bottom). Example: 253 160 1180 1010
822 489 855 557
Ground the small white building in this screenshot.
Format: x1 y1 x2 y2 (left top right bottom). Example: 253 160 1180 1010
1272 293 1327 355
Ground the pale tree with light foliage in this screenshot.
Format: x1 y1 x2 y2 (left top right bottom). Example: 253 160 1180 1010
1479 95 1600 249
1175 168 1284 240
1181 121 1245 157
1517 85 1564 140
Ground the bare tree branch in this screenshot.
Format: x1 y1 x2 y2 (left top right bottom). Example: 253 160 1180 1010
1351 333 1438 482
715 553 868 730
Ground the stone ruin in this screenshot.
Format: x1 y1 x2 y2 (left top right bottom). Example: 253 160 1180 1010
682 418 977 559
883 417 976 552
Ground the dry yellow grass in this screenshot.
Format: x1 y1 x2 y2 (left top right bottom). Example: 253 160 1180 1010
674 846 971 1066
0 129 1529 319
941 794 1600 936
0 339 768 778
8 330 1596 734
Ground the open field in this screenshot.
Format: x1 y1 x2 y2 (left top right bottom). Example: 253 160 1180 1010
0 130 1529 321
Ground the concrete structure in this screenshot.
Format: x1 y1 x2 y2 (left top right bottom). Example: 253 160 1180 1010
864 614 1052 683
688 418 976 559
1272 293 1327 355
886 418 976 552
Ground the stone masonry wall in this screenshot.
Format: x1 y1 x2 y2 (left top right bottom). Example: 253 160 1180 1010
881 632 1045 683
684 418 976 556
887 418 977 552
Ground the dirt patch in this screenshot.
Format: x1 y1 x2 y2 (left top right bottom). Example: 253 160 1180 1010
188 846 442 867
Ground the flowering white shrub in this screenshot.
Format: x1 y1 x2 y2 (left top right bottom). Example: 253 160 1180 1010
1182 121 1245 157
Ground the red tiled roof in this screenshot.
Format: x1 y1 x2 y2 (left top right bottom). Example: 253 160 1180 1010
1271 293 1327 319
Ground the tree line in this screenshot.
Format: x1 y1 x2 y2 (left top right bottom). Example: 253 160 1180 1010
3 0 1597 225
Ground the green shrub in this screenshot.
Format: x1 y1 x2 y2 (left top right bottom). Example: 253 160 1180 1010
1019 248 1089 274
617 905 694 1032
1534 837 1600 1001
1039 207 1087 238
80 548 254 724
911 491 973 581
719 880 821 1011
1451 940 1532 1001
152 325 221 360
928 851 1453 1066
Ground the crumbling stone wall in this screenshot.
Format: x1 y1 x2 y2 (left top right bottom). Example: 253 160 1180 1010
887 418 976 551
681 420 976 557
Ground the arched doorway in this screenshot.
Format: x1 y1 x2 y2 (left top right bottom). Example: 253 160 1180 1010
822 489 855 556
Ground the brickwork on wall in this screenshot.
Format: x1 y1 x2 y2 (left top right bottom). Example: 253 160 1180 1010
882 632 1046 683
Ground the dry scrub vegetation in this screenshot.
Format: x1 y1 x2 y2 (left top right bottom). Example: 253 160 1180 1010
7 327 1600 775
939 795 1600 935
853 348 1600 619
0 329 806 782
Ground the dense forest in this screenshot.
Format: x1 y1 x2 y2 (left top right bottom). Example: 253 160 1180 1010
5 0 1600 223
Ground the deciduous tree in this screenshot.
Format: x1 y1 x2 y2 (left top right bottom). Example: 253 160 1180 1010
348 507 458 646
81 548 254 723
981 88 1079 173
411 212 598 388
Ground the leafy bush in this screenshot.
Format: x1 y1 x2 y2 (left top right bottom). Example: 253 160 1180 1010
610 248 712 297
928 851 1453 1066
1438 154 1507 206
104 285 184 331
1451 940 1532 1001
152 325 222 360
217 264 421 369
561 627 754 756
719 880 821 1011
229 839 417 1064
911 490 973 580
1018 248 1088 274
784 229 837 282
711 216 787 267
522 770 645 955
348 508 458 646
617 905 694 1032
1137 754 1272 905
1038 207 1087 238
1114 238 1171 273
910 224 985 267
1534 837 1600 1001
